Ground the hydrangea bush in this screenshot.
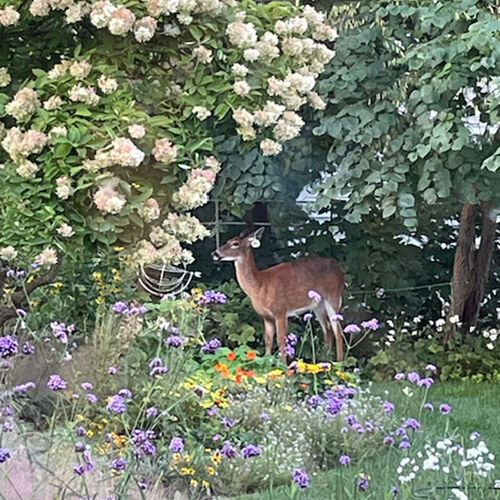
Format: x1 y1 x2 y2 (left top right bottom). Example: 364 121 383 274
0 0 336 268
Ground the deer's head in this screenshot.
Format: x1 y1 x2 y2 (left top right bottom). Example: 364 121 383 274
212 227 265 262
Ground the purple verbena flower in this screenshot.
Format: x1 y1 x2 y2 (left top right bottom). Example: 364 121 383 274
425 364 437 372
394 372 405 380
87 393 98 404
308 290 322 302
439 403 451 414
361 318 379 330
15 308 27 317
221 441 237 458
74 442 86 453
75 426 86 437
293 468 310 488
0 335 18 358
407 372 420 383
74 464 86 475
286 333 298 346
201 338 222 354
118 388 132 398
146 406 158 418
339 454 351 466
166 335 183 347
284 344 295 357
13 381 36 393
198 290 227 305
344 324 361 334
357 474 369 491
383 401 395 414
418 377 434 389
150 365 168 377
403 418 421 431
399 440 411 449
108 366 117 375
241 443 261 458
303 313 313 321
110 457 127 471
106 395 127 414
47 374 66 391
22 342 35 355
81 382 93 391
384 435 395 445
423 402 434 411
112 301 128 313
308 395 322 409
169 436 184 453
221 417 235 429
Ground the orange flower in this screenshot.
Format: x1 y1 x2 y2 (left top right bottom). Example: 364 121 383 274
214 362 228 374
235 374 242 384
243 370 255 378
246 350 256 360
227 351 236 361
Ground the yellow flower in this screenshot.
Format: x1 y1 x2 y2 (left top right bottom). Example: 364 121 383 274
180 467 195 475
132 182 141 189
87 429 94 438
211 451 222 465
95 296 105 305
113 246 124 252
190 479 199 487
205 466 216 475
284 405 293 411
27 276 34 284
92 271 102 280
202 480 210 488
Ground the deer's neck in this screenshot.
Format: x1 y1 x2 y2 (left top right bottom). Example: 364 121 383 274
234 252 261 297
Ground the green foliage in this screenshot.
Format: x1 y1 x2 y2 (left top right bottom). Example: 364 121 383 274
313 0 500 230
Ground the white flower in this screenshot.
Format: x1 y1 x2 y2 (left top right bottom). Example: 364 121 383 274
34 248 58 266
57 223 75 238
192 106 211 121
43 95 63 110
134 16 157 43
0 6 20 26
233 80 251 96
193 45 213 63
260 138 282 156
97 75 118 94
0 68 11 88
56 176 75 199
70 61 92 80
226 21 258 49
243 48 260 62
231 63 248 77
128 124 146 139
0 246 18 261
449 314 460 324
486 342 494 350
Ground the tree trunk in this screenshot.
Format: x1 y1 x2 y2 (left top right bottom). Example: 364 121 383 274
449 201 497 334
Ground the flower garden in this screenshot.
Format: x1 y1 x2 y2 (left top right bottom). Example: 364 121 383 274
1 0 499 499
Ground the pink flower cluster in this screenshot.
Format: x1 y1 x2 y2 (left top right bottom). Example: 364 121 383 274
5 88 39 121
93 185 127 214
2 128 47 163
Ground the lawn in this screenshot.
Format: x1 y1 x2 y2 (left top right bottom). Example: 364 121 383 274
237 381 500 500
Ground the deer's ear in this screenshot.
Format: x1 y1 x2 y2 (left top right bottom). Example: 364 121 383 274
248 227 265 248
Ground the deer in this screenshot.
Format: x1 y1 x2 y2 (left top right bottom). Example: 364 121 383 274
212 227 345 361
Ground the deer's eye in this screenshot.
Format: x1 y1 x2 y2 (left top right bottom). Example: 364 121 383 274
231 241 240 248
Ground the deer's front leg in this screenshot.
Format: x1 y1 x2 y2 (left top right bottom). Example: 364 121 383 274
264 318 275 356
275 315 288 361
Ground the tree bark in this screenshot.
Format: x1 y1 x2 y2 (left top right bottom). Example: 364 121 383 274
449 201 497 334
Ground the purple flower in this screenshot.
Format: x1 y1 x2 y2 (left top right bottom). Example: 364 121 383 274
138 478 149 490
112 301 128 313
75 426 87 437
110 457 127 471
74 464 86 475
407 372 420 383
149 357 163 368
308 395 323 409
201 338 222 354
198 290 227 305
22 342 35 355
241 443 262 458
395 427 407 437
16 308 27 317
418 377 434 389
259 411 270 420
383 401 395 414
394 372 405 380
166 335 183 347
221 441 237 458
439 403 451 414
303 313 313 321
286 333 298 346
132 429 156 457
118 388 132 398
357 475 369 491
169 437 184 453
293 468 310 488
146 406 158 418
0 335 18 358
212 434 222 441
81 382 93 391
106 395 127 414
361 318 379 330
284 344 295 358
74 442 86 453
6 270 15 278
344 324 361 334
87 393 98 404
339 454 351 466
50 322 69 344
13 381 36 393
82 449 94 470
308 290 322 302
221 417 235 429
0 448 11 463
384 435 395 445
423 402 434 411
108 366 117 375
470 431 481 440
399 440 411 449
150 366 168 377
331 312 344 321
403 418 421 431
47 374 66 391
425 364 437 372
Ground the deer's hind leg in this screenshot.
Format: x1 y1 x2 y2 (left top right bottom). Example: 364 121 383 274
324 299 344 361
314 303 334 354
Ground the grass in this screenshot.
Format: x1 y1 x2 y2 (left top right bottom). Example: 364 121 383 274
236 381 500 500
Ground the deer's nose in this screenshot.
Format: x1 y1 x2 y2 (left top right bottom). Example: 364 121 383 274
212 250 221 261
